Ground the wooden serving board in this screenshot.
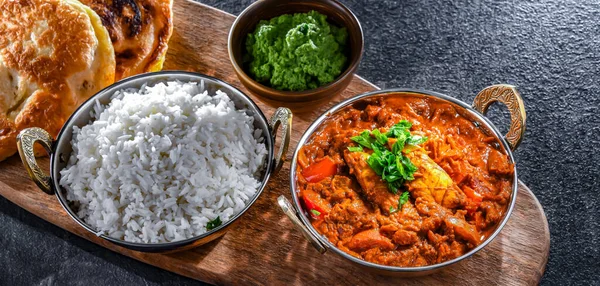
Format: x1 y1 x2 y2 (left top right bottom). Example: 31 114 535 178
0 1 550 285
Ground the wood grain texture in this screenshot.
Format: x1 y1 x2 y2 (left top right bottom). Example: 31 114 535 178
0 1 549 285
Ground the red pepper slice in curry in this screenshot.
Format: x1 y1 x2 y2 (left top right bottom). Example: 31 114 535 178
301 156 337 183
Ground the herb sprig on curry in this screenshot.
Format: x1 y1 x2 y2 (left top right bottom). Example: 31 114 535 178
347 120 428 212
297 96 514 267
349 121 427 192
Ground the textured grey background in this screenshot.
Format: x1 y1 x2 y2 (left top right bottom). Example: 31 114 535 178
1 0 598 285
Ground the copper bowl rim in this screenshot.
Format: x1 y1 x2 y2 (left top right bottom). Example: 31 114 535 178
227 0 364 102
288 88 519 273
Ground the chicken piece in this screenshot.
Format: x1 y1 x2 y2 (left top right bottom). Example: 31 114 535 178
347 229 395 252
479 201 504 228
378 199 422 233
445 217 481 245
316 186 379 244
392 229 419 245
487 148 514 176
330 175 356 202
343 151 400 215
415 198 481 246
404 146 466 209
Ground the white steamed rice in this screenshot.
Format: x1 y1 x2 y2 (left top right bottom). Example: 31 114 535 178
59 81 268 243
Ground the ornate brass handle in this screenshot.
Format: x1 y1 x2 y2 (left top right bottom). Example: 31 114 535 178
269 107 292 175
16 127 55 195
277 195 327 254
472 84 527 151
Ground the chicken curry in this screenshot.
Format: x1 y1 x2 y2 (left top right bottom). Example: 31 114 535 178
296 95 514 267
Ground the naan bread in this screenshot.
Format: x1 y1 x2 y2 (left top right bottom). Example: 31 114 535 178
0 0 115 161
80 0 174 80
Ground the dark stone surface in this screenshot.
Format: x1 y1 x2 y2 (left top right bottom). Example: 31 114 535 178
1 0 598 285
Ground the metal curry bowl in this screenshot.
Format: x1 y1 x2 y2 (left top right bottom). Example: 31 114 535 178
16 71 292 253
278 84 526 276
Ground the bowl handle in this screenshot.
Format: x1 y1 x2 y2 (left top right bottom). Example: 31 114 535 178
268 107 293 174
473 84 527 151
277 195 327 254
16 127 54 195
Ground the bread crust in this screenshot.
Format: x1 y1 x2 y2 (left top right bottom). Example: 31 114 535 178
80 0 174 80
0 0 115 161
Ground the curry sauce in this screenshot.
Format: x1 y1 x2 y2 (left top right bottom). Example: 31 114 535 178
296 95 514 267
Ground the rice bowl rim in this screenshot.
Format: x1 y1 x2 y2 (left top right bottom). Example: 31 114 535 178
49 71 276 249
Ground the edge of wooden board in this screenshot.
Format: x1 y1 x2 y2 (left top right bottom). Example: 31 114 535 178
519 182 551 276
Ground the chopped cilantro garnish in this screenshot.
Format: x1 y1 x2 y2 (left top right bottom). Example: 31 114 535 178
350 130 375 149
399 191 410 207
386 120 412 138
206 217 222 231
407 135 428 145
349 121 427 194
390 192 411 214
347 146 363 152
371 129 388 145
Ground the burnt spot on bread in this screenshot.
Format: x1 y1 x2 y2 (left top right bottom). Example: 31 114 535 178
85 0 143 38
141 2 153 25
113 0 143 37
81 80 90 91
116 49 136 60
96 8 119 41
77 0 172 79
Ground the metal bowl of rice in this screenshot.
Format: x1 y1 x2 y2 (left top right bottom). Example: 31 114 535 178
16 71 292 252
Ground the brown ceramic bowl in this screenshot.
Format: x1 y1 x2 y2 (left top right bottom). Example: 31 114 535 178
228 0 364 107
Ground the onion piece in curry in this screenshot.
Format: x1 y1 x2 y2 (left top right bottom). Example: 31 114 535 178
296 96 514 267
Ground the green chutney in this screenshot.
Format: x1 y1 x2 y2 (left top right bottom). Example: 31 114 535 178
245 11 348 91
